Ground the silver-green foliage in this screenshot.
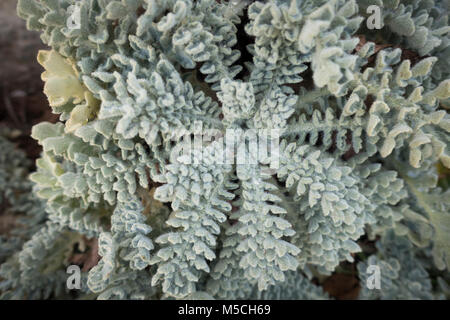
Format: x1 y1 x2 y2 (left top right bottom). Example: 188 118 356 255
358 231 442 300
251 270 330 300
3 0 449 300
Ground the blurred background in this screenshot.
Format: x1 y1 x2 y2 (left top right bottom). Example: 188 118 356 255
0 0 57 250
0 0 58 161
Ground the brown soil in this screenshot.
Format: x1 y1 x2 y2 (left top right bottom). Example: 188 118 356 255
0 0 58 161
